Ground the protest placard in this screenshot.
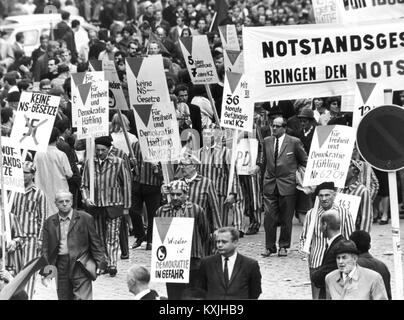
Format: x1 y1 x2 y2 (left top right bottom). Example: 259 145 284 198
312 0 337 24
126 55 171 106
133 102 181 163
335 192 361 225
219 24 240 51
76 80 109 139
243 19 404 101
71 71 104 127
224 49 244 73
179 35 219 85
336 0 404 24
303 125 356 188
351 78 404 127
10 91 59 152
1 137 24 193
236 138 258 175
220 71 254 132
102 60 129 110
151 217 194 283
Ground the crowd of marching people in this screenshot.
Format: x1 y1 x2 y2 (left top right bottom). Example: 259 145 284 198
0 0 403 300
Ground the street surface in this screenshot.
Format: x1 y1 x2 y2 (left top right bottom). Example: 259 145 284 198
34 217 404 300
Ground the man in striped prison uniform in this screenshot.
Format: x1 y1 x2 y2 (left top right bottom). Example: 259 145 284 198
11 161 48 299
174 153 222 255
196 128 245 235
340 160 373 233
109 145 132 260
156 180 210 300
299 182 355 300
238 129 262 235
352 146 379 202
81 136 131 276
130 140 163 250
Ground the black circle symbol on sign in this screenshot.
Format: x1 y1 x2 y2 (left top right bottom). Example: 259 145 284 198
109 89 116 108
356 104 404 172
157 246 167 261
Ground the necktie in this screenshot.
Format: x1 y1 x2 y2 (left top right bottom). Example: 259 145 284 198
274 138 279 166
224 257 229 287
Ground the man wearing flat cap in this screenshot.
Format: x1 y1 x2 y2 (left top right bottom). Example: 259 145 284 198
10 161 48 299
340 160 373 233
325 240 388 300
81 135 131 277
156 180 210 300
299 181 354 299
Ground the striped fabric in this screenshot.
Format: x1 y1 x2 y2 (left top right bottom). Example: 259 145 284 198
11 185 48 240
110 146 132 177
5 213 25 275
105 216 122 267
358 161 379 201
299 204 355 268
11 185 47 299
155 202 209 259
131 141 163 186
340 180 373 233
239 174 262 231
195 146 244 229
92 208 122 267
81 153 132 209
185 174 222 232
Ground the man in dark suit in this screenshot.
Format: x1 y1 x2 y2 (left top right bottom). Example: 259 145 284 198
54 11 77 57
311 209 346 299
261 116 307 257
198 227 262 300
41 191 107 300
349 230 392 299
127 265 163 300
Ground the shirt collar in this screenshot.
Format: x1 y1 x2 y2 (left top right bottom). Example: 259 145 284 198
327 233 341 247
58 209 73 222
222 251 237 263
345 179 360 192
185 172 198 183
133 288 151 300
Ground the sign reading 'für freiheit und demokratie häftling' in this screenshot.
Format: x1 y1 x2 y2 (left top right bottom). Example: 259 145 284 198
243 19 404 101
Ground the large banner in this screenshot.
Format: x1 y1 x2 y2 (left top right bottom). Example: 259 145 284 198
133 102 181 163
220 71 254 132
336 0 404 24
303 125 356 188
151 217 194 283
312 0 337 24
126 55 170 106
71 71 104 127
76 81 109 139
10 91 59 152
236 138 258 175
1 137 24 193
243 19 404 101
179 35 219 84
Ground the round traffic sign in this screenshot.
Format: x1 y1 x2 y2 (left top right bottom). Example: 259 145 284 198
356 105 404 172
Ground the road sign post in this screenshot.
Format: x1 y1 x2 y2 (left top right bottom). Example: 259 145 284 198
356 90 404 300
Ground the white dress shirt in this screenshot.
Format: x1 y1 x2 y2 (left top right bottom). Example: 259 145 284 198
222 252 238 280
273 133 285 153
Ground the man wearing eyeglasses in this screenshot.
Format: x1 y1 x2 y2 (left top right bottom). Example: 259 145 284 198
261 116 307 258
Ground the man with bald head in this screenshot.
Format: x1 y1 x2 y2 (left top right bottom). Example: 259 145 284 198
41 191 107 300
127 265 161 300
311 209 346 299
